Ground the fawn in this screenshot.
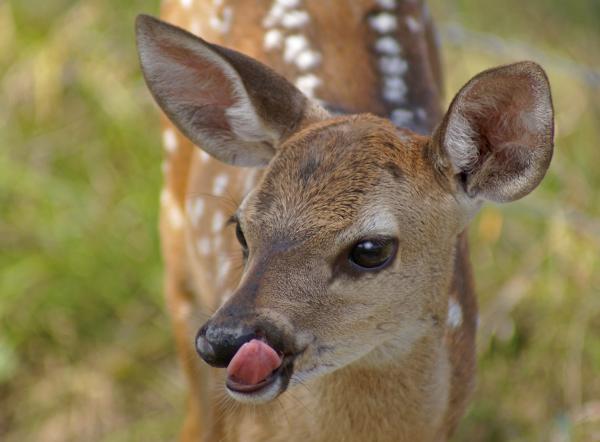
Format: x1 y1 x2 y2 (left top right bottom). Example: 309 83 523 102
135 1 553 440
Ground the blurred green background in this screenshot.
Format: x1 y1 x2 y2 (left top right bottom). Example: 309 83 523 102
0 0 598 440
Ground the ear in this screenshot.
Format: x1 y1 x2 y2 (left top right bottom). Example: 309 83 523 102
135 14 327 167
434 61 554 202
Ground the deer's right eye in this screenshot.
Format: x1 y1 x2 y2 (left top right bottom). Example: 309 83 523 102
349 238 397 271
235 223 248 252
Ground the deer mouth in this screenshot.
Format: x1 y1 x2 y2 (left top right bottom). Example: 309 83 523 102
225 339 297 401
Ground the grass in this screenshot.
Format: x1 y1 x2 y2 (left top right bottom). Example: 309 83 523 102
430 2 600 439
1 0 599 440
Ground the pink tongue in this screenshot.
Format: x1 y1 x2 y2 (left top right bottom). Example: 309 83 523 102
227 339 283 385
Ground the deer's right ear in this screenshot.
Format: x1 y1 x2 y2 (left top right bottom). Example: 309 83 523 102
135 14 326 167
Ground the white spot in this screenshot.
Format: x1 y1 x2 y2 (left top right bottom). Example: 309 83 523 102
187 198 205 226
295 74 322 98
295 49 321 70
278 0 300 7
190 20 202 35
376 0 396 9
384 76 407 94
197 237 211 255
198 150 211 163
209 6 233 34
281 10 310 28
180 0 193 8
283 34 309 62
212 211 225 233
369 13 397 33
382 77 407 103
447 298 463 328
379 56 408 75
405 16 422 33
162 128 178 153
160 188 184 230
217 259 231 284
161 189 184 230
169 207 184 229
382 76 408 103
223 5 234 24
383 89 404 103
395 129 413 143
416 107 427 121
213 173 229 196
264 29 284 50
390 109 413 127
375 36 402 55
263 3 286 27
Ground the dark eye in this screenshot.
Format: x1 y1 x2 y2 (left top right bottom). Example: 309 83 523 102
349 238 397 270
235 223 248 251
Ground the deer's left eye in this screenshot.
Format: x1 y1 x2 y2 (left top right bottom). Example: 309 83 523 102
235 223 248 252
349 238 397 270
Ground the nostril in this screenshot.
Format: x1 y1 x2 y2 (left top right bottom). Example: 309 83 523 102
195 333 217 364
195 324 262 368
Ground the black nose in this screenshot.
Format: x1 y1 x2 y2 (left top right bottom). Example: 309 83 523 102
195 323 256 368
195 319 288 368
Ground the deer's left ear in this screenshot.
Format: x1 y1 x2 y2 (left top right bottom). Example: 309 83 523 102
433 61 554 202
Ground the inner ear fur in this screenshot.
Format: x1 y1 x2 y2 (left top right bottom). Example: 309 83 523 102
434 61 554 202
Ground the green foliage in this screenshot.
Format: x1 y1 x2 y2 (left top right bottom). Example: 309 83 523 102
0 0 182 439
431 2 600 439
1 0 599 440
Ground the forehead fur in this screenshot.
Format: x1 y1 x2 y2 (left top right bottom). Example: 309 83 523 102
244 114 433 240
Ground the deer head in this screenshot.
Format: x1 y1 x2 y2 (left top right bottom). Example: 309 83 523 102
136 15 553 404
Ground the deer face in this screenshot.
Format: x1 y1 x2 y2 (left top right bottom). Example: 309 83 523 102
215 116 465 402
136 15 553 403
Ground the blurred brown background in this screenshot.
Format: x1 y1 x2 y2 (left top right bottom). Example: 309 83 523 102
1 0 599 440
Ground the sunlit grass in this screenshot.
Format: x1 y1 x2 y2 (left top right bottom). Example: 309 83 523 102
432 1 600 439
1 0 599 440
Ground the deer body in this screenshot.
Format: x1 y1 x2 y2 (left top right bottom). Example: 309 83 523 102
136 1 553 441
